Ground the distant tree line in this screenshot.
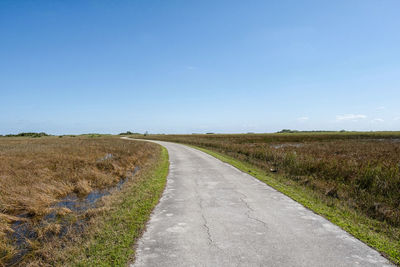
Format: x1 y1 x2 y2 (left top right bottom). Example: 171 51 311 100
0 132 50 138
277 129 347 133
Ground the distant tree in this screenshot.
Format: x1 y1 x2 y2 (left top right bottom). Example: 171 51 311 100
277 129 298 133
119 131 133 135
144 131 148 136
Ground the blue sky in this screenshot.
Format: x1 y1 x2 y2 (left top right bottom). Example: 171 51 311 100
1 0 399 134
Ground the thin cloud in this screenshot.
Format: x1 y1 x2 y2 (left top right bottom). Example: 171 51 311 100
371 118 384 123
376 106 386 111
394 117 400 121
186 66 197 70
297 116 309 122
336 114 367 121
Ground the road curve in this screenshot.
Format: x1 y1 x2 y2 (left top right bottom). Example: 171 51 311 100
127 139 393 267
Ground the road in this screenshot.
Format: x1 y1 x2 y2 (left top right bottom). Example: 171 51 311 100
129 139 393 267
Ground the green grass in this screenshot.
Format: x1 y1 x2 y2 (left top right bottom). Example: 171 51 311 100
190 145 400 266
71 146 169 266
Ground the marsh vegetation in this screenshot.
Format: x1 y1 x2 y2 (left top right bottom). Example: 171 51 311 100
0 136 162 266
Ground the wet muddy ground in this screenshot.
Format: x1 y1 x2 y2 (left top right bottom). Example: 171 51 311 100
8 165 140 266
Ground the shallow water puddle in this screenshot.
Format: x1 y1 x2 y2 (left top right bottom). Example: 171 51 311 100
8 166 140 265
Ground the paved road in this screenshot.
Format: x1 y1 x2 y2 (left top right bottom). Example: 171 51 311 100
129 139 393 267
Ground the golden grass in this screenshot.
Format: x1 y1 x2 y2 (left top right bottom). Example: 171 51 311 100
0 136 159 266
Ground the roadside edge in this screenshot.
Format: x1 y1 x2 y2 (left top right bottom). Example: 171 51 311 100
187 144 399 266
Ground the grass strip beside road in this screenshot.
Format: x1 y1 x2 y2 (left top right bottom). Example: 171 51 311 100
190 145 400 266
71 146 169 266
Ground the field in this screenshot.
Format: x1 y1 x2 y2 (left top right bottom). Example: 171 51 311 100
137 132 400 263
0 136 166 266
2 132 400 265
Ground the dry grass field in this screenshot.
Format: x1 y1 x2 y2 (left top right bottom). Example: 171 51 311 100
0 136 160 266
139 132 400 227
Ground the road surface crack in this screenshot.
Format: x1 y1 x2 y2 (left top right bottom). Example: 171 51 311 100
194 178 223 250
201 212 213 244
197 197 213 245
239 196 269 230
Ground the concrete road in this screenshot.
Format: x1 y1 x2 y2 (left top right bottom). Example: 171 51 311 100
130 139 393 267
